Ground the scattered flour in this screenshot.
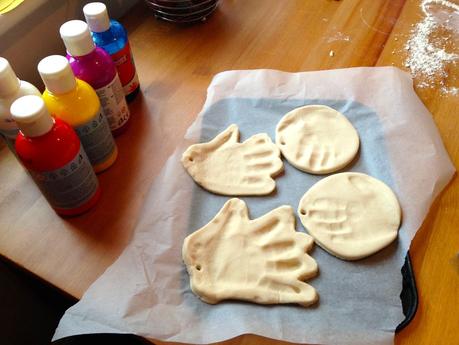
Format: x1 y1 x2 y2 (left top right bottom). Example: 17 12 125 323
404 0 459 95
327 31 351 43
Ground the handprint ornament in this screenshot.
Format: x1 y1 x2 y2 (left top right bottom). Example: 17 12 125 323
182 198 319 307
182 125 283 196
298 172 401 260
276 105 359 174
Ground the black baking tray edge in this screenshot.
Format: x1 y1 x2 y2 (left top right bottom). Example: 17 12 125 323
54 253 418 344
396 251 418 332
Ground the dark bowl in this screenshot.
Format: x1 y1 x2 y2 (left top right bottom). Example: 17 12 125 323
147 0 216 12
145 0 219 23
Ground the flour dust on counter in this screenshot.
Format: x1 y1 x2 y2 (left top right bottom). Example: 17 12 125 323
404 0 459 95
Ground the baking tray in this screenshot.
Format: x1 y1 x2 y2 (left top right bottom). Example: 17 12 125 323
396 251 418 332
55 96 420 343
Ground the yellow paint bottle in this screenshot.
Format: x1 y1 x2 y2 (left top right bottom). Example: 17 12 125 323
38 55 117 173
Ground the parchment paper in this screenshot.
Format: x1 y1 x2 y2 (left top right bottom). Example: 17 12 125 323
53 67 455 345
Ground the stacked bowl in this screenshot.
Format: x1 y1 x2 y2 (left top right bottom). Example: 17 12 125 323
144 0 220 23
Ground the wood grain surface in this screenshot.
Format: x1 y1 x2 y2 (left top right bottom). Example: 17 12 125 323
0 0 457 344
377 1 459 345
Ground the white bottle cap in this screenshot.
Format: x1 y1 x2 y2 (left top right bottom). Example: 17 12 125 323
38 55 77 94
0 57 20 97
10 95 54 137
83 2 111 33
60 20 95 57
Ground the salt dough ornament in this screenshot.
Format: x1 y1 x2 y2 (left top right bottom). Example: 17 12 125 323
276 105 359 174
183 198 319 307
182 125 283 196
298 172 401 260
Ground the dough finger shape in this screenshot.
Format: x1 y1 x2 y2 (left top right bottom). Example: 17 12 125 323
298 172 401 260
276 105 359 174
182 198 319 307
182 125 283 196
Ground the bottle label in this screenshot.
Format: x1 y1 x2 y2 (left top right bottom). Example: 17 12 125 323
122 71 139 96
74 109 116 166
111 42 139 96
95 74 130 131
30 146 99 210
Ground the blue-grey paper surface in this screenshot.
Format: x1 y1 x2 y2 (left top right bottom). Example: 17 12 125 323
185 98 403 344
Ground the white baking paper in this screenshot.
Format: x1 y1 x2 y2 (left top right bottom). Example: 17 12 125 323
53 67 455 345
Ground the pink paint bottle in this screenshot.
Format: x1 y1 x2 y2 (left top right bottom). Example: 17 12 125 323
59 20 130 136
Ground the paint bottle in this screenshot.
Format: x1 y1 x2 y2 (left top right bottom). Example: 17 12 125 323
83 2 140 102
38 55 117 173
0 57 41 154
60 20 130 136
11 95 101 216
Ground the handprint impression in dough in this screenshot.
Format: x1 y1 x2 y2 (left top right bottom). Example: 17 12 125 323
298 173 401 260
300 198 361 239
182 198 319 307
276 105 359 174
293 121 337 171
182 125 284 196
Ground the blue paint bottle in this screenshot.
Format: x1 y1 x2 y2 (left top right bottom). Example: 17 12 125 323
83 2 140 102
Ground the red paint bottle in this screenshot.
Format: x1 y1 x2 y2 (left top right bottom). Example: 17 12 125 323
11 95 101 216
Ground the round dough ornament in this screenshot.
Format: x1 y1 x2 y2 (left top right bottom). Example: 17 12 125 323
298 172 401 260
276 105 359 174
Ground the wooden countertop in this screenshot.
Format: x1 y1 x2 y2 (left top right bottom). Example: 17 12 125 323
1 1 458 344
